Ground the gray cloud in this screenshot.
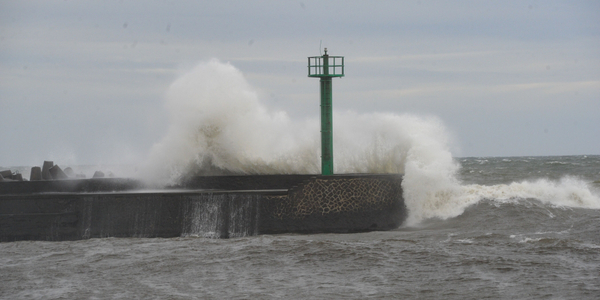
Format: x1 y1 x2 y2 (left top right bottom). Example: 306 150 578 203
1 0 599 166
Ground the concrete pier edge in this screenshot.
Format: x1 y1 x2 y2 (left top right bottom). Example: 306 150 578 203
0 174 406 242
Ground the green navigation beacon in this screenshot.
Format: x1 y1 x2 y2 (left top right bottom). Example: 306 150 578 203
308 48 345 175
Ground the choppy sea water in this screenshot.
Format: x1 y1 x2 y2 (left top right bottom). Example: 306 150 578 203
1 155 599 299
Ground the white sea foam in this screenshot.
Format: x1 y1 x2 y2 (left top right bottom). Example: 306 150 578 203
143 59 433 181
143 59 600 225
143 59 320 182
462 177 600 209
404 175 600 226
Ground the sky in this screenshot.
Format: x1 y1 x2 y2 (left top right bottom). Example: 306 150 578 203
1 0 599 167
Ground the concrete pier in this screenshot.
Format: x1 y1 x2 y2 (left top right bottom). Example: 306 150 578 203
0 174 406 242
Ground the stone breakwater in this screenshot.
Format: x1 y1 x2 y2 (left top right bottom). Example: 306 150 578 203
0 175 406 241
0 161 104 182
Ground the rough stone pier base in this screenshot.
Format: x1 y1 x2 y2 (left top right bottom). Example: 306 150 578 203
259 175 404 234
0 174 405 242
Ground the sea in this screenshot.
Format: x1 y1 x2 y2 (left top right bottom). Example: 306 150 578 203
1 155 599 299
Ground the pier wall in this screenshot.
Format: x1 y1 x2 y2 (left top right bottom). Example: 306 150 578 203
0 175 405 242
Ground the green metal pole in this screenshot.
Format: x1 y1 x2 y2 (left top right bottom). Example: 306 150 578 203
320 53 333 175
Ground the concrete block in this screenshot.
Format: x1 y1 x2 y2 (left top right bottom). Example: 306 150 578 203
30 167 42 181
0 170 11 179
63 167 74 178
42 161 54 180
49 165 68 180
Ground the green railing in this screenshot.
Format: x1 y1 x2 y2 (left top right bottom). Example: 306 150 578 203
308 55 344 77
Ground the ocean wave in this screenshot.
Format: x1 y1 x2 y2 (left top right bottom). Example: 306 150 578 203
463 177 600 208
142 59 452 183
405 176 600 226
141 60 599 228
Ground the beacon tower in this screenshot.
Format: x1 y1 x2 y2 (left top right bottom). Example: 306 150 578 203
308 48 345 175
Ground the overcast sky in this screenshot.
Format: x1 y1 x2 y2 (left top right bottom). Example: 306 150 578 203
1 0 599 167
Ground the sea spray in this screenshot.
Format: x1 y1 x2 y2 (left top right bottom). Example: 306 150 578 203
143 60 456 179
144 59 320 184
333 111 468 226
144 59 600 226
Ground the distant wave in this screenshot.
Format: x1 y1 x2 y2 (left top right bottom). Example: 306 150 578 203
410 176 600 226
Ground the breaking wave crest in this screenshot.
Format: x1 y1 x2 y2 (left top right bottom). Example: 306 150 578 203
143 59 453 182
145 59 319 179
407 177 600 226
143 60 600 226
